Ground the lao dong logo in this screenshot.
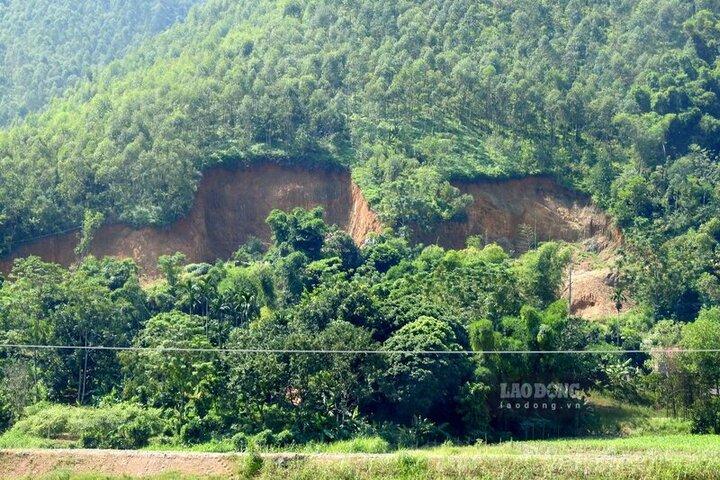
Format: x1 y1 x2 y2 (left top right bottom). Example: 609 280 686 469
498 382 583 411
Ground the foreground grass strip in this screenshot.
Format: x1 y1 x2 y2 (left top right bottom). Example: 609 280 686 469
31 455 720 480
251 453 720 480
2 445 718 480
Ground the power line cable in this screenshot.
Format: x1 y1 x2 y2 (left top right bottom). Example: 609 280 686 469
0 344 717 355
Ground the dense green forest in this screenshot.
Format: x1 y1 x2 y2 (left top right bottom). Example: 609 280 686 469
0 0 200 126
0 0 719 322
1 209 718 448
1 0 720 449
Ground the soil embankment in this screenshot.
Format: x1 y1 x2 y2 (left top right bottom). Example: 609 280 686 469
0 449 239 478
416 176 617 253
0 164 383 275
0 166 619 320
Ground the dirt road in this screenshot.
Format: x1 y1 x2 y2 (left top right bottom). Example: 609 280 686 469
0 449 388 478
0 448 242 478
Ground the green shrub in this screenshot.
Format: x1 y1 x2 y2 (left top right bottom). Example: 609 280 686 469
395 454 429 478
0 393 15 433
377 420 449 449
239 449 264 478
12 403 166 449
633 417 692 436
179 413 222 444
691 398 720 434
252 429 275 449
274 429 294 447
232 432 250 452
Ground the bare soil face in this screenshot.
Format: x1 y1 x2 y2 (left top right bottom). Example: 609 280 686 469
0 164 382 276
0 166 619 318
563 264 634 319
415 176 617 254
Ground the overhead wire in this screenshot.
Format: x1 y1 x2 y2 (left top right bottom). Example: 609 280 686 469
0 344 716 355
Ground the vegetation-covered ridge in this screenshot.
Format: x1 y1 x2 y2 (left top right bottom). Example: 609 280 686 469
0 208 719 450
0 0 201 126
1 0 720 322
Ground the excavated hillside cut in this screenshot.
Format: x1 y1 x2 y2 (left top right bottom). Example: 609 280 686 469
416 176 617 253
1 167 617 319
0 164 382 275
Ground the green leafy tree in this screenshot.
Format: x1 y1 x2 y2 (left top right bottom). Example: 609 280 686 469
120 311 217 434
515 242 572 308
381 316 472 421
267 207 328 260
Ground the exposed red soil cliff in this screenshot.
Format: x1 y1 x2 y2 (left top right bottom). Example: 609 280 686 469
0 164 383 275
415 176 617 253
1 167 617 319
562 266 633 320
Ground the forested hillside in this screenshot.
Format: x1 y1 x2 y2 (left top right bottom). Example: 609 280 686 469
1 0 720 451
0 0 720 318
0 1 719 324
1 209 717 447
0 0 200 126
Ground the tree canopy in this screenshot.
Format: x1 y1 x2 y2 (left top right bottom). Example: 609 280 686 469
1 0 719 261
0 0 200 126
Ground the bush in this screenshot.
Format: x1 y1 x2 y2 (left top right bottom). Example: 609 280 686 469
232 432 250 452
395 454 429 478
377 419 449 448
179 412 223 444
274 429 294 447
238 448 264 478
252 429 275 448
12 403 166 449
691 398 720 434
233 429 294 451
632 417 692 436
0 393 14 433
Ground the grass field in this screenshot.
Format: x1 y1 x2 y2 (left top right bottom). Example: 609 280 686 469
2 435 718 480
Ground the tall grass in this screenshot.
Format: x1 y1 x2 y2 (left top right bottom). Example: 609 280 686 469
304 436 391 454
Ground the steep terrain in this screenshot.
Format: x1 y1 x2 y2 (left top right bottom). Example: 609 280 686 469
0 0 717 324
0 165 616 287
0 164 382 275
2 0 717 260
0 0 200 125
415 177 617 253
